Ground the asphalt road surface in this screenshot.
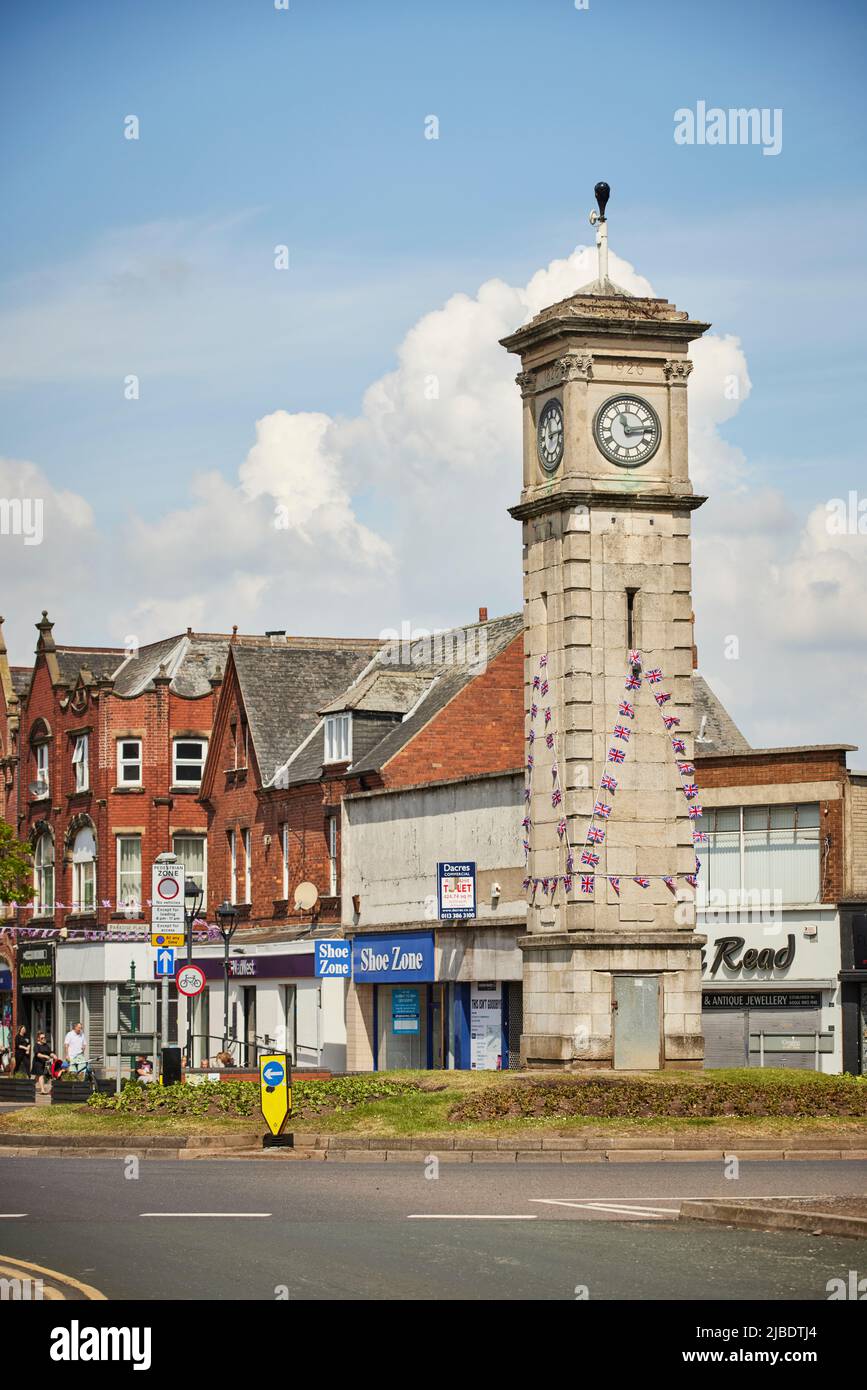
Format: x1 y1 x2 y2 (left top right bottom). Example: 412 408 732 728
1 1157 865 1301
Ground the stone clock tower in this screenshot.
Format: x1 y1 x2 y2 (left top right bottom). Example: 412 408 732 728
501 184 708 1070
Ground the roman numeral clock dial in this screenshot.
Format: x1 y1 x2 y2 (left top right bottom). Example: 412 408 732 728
594 394 661 467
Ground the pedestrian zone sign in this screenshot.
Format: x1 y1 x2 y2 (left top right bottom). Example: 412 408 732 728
259 1053 292 1137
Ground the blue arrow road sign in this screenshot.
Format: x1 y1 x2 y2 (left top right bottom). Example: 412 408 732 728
155 947 175 977
262 1060 285 1086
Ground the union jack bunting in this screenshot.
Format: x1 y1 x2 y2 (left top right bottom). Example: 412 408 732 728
625 674 641 691
528 728 535 743
581 850 600 868
628 650 642 667
663 715 680 729
522 840 530 855
531 702 538 719
608 876 621 896
548 878 559 896
671 738 686 754
539 654 548 667
522 877 531 892
587 825 605 844
684 874 698 888
694 857 702 873
633 875 651 888
688 804 704 820
527 754 534 770
524 786 531 801
544 707 552 726
608 746 626 764
619 700 635 719
692 830 708 844
677 762 695 776
521 815 531 829
593 801 612 819
563 875 573 893
682 783 699 799
545 732 555 749
557 818 567 838
533 675 540 690
552 787 562 808
654 691 671 706
613 724 631 742
101 899 112 909
601 772 618 794
580 875 595 894
541 877 549 894
646 668 663 683
662 876 678 896
540 679 549 696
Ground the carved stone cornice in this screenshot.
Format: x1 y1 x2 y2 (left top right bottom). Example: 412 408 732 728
517 354 594 398
509 488 706 522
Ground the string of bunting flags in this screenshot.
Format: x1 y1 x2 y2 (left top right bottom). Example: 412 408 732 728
521 649 703 902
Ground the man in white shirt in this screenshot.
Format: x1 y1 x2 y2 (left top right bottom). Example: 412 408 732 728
64 1021 87 1073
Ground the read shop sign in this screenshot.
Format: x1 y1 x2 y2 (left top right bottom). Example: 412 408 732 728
352 932 435 983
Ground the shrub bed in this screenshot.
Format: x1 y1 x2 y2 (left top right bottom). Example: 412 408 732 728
448 1073 867 1123
87 1075 424 1119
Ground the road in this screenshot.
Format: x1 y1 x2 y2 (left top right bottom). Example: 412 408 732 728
1 1157 864 1301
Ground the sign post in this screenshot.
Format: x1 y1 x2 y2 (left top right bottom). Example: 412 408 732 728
150 862 186 948
258 1053 293 1148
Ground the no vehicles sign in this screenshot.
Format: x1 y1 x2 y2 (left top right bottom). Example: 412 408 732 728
152 862 185 934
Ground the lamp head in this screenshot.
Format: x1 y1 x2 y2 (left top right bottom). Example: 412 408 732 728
594 181 610 220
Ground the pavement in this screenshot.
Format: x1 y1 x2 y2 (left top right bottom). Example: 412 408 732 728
1 1156 865 1300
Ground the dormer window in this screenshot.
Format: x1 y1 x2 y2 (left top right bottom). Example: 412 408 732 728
72 734 89 792
324 713 352 765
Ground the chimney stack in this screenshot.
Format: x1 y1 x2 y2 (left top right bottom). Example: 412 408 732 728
478 607 488 623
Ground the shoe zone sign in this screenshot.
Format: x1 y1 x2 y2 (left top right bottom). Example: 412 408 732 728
352 931 435 982
314 940 351 977
437 861 476 920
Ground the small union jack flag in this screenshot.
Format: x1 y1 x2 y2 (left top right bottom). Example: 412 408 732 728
557 818 567 838
522 876 531 892
545 732 555 749
524 786 531 801
646 668 663 683
527 754 534 770
608 876 621 896
581 850 600 868
548 877 559 896
594 801 612 819
539 654 548 667
563 874 573 893
532 675 540 690
587 825 605 844
663 715 681 729
601 773 618 794
688 804 703 820
541 877 549 894
528 728 535 744
662 876 678 896
682 783 699 799
522 839 530 854
654 691 671 706
521 815 531 829
552 787 562 808
628 650 642 667
694 857 702 873
633 875 651 888
684 873 697 888
671 738 686 754
608 747 626 764
692 830 708 844
540 679 549 696
619 700 635 719
544 707 552 726
613 724 631 742
580 875 595 894
625 674 641 691
677 762 695 776
531 702 538 720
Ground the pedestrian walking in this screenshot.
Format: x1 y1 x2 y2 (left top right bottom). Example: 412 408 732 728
32 1032 53 1094
64 1021 87 1074
14 1024 31 1076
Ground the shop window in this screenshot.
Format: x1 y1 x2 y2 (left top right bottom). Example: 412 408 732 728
71 826 96 913
117 739 142 786
698 804 820 906
172 737 208 787
33 832 54 914
116 836 142 914
59 984 84 1042
324 714 351 764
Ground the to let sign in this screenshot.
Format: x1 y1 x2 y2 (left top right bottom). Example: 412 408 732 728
437 861 476 920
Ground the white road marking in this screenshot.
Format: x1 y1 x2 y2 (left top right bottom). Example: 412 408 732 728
407 1214 538 1220
139 1212 272 1218
532 1199 676 1217
0 1214 27 1219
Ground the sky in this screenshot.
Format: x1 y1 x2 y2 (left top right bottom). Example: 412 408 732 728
1 0 866 752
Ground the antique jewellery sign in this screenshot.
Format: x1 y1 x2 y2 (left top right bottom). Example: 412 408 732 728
437 862 476 920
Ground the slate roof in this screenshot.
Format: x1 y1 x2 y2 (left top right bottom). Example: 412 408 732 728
693 673 751 756
9 667 32 698
233 640 382 788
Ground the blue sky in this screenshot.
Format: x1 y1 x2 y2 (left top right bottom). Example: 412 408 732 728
1 0 866 746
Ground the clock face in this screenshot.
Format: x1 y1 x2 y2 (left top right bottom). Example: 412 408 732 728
537 397 564 473
594 394 661 468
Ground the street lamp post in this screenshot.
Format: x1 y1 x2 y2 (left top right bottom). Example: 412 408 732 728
184 879 204 1069
215 901 239 1055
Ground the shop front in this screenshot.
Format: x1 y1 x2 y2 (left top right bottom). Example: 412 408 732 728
18 941 55 1044
699 910 841 1072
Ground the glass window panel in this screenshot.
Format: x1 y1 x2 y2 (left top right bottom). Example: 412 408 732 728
743 806 768 831
797 803 820 828
770 805 796 829
714 808 740 833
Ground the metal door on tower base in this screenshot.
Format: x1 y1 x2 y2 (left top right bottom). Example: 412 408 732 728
613 975 661 1069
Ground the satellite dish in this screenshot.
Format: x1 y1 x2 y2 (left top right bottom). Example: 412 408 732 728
294 881 319 912
29 780 48 798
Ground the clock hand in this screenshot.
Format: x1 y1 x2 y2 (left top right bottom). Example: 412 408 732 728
622 423 651 436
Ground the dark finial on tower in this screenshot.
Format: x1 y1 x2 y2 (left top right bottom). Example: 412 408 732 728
594 181 610 221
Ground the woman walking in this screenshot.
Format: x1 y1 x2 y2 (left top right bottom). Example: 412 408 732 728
32 1032 53 1095
13 1024 31 1076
